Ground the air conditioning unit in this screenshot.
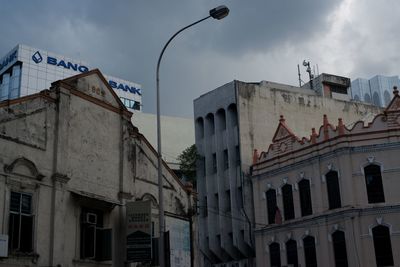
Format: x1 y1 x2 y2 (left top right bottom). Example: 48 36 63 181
83 213 97 225
0 234 8 258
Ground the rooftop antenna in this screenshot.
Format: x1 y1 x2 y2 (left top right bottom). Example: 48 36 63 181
297 64 302 87
303 60 314 89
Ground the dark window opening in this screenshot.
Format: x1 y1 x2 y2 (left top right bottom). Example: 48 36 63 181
266 189 277 225
212 153 217 173
286 239 298 267
235 145 240 165
326 171 342 209
299 179 313 216
8 192 34 253
364 164 385 203
269 242 281 267
282 184 295 220
204 196 208 217
80 208 112 261
226 190 231 212
332 231 349 267
223 149 229 170
303 236 317 267
372 225 394 266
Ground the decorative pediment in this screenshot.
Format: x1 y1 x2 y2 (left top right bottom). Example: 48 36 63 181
385 86 400 112
272 115 297 142
60 69 127 112
4 157 44 180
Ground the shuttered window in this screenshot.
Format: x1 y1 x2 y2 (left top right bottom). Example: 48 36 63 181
286 239 298 267
269 242 281 267
364 164 385 203
332 231 348 267
372 225 394 266
299 179 313 216
326 171 342 209
303 236 317 267
266 189 277 224
282 184 295 220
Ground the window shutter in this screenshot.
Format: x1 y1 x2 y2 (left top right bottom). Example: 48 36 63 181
95 228 112 261
81 225 96 259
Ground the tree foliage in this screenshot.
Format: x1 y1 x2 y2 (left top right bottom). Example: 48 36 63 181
177 144 197 187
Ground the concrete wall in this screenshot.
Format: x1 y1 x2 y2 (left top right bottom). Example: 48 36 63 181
0 70 195 267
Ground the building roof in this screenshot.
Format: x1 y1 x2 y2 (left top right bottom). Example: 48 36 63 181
252 86 400 173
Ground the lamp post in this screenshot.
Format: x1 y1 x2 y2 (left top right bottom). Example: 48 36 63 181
156 5 229 266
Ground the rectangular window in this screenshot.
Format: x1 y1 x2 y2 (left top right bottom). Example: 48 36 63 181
235 146 240 165
226 190 231 212
223 149 229 170
80 208 112 261
8 192 34 253
212 153 217 173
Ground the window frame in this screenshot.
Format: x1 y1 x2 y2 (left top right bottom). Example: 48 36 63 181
80 207 112 261
364 164 385 203
8 191 34 254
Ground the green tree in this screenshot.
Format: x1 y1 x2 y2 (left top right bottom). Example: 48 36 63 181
177 144 198 187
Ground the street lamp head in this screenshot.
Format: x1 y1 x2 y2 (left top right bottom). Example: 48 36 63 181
209 5 229 20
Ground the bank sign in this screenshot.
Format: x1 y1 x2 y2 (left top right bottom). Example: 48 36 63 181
31 51 141 96
0 49 18 73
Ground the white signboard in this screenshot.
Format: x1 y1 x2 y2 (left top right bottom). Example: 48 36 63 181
165 216 191 267
126 201 152 262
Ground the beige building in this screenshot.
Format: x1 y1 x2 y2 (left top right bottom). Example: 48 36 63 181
0 70 196 267
251 88 400 266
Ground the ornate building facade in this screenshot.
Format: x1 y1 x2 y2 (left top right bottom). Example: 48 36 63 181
251 88 400 267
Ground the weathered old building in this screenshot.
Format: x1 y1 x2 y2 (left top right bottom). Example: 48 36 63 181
251 88 400 267
0 70 195 267
193 76 382 266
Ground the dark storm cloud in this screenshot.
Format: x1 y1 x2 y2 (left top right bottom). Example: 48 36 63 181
5 0 390 118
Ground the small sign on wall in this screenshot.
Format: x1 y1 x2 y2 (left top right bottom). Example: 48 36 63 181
126 201 152 262
0 234 8 257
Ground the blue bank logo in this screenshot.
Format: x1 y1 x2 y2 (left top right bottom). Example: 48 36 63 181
32 51 43 64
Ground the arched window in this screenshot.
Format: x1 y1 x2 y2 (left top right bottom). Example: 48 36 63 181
384 90 391 106
216 109 226 131
286 239 298 267
373 92 381 106
364 164 385 203
196 117 204 139
353 94 360 101
326 171 342 210
298 179 312 216
332 231 349 267
269 242 281 267
303 236 317 267
266 189 277 225
205 113 215 136
372 225 394 266
364 93 371 103
282 184 295 220
227 104 238 128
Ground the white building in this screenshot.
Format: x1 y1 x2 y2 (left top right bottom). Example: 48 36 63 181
193 76 382 267
351 75 400 107
0 44 142 111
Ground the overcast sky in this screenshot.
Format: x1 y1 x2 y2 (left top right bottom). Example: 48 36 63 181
1 0 399 118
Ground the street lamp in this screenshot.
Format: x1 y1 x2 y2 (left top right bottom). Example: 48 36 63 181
156 5 229 266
